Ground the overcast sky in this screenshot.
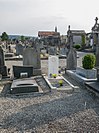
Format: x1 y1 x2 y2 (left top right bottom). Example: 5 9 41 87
0 0 99 36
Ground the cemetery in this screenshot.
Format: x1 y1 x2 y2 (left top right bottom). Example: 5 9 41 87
0 18 99 132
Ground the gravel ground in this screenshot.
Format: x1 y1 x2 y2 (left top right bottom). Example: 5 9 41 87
0 84 99 133
0 74 99 132
0 56 99 133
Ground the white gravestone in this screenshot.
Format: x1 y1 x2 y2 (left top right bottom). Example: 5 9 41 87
48 56 59 78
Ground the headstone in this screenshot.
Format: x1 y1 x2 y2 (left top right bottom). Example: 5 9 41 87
96 34 99 67
0 46 5 66
16 43 24 55
48 55 59 78
23 47 41 75
66 25 77 70
0 46 7 77
13 65 33 79
66 47 77 70
48 46 57 55
59 47 68 55
8 45 11 52
96 68 99 81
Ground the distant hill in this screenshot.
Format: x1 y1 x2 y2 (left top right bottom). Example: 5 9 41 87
8 35 35 40
8 35 20 40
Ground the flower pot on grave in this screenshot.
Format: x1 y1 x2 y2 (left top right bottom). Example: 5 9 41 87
52 74 57 78
58 80 63 86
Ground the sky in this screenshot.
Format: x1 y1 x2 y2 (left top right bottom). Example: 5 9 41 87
0 0 99 36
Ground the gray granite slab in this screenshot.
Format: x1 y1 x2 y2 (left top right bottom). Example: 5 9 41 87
11 78 39 94
85 82 99 93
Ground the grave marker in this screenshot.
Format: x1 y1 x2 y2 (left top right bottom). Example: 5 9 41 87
0 46 7 77
23 47 41 75
48 55 59 78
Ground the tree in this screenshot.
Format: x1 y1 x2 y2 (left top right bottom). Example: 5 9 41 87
20 35 25 42
1 32 9 41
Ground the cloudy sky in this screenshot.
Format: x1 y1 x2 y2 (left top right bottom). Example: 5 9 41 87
0 0 99 36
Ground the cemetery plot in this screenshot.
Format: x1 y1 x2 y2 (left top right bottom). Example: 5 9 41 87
10 78 42 94
44 75 73 92
49 78 70 88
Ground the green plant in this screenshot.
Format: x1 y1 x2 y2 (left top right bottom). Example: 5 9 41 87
74 44 81 50
82 54 96 69
58 80 63 86
52 74 57 78
1 32 9 41
82 35 85 45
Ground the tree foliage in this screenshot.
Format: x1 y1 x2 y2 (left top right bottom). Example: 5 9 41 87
20 35 25 42
82 54 96 69
1 32 9 41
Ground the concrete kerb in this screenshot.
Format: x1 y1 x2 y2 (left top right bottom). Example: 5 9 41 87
42 75 75 92
66 70 97 85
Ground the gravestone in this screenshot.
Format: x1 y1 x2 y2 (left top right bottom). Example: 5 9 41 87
0 46 7 77
16 43 24 55
66 25 77 70
23 47 41 75
48 55 59 78
96 67 99 81
13 65 33 79
96 33 99 67
66 47 77 70
8 45 11 52
59 47 68 55
48 46 57 55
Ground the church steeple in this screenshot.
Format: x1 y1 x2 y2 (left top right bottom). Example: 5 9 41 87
55 26 57 32
95 17 98 24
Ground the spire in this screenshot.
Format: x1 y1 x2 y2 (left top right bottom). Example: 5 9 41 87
95 17 98 24
55 26 57 32
68 25 70 31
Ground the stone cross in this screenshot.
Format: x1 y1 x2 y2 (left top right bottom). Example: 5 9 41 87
67 25 73 49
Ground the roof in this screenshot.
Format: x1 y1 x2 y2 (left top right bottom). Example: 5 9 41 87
38 31 60 37
70 30 86 34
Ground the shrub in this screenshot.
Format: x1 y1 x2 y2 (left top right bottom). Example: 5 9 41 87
74 44 81 50
82 54 96 69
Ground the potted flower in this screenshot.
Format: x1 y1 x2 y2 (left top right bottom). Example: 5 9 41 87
58 80 63 86
76 54 97 79
52 74 57 78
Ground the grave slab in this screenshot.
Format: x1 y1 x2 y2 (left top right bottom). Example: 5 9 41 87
11 78 39 94
85 82 99 95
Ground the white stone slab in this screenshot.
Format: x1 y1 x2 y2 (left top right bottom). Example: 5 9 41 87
48 56 59 78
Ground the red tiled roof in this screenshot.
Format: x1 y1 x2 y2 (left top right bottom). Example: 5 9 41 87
38 31 60 37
